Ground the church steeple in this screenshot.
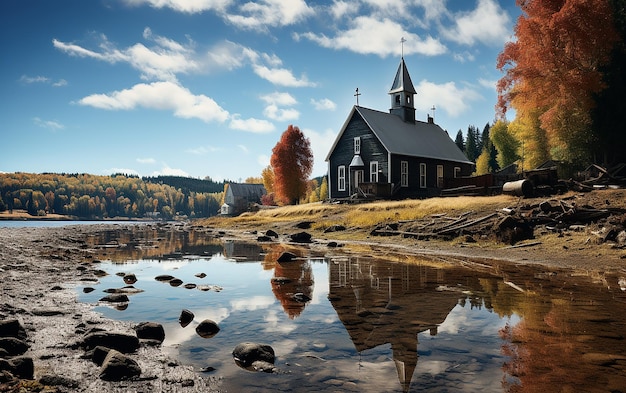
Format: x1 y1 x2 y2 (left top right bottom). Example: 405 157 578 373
388 57 417 123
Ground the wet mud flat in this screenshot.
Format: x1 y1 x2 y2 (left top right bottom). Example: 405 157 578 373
0 223 223 392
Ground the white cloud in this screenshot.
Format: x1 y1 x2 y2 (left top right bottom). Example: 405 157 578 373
20 75 67 87
415 80 483 118
252 64 315 87
33 117 64 131
152 164 190 177
311 98 336 111
443 0 511 46
297 16 446 58
225 0 314 31
77 81 230 123
229 115 275 133
136 157 156 164
122 0 231 13
230 296 275 311
452 51 476 63
54 29 200 82
260 92 300 121
478 78 497 90
329 0 355 19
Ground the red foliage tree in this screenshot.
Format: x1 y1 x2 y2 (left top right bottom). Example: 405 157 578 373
270 125 313 205
496 0 619 165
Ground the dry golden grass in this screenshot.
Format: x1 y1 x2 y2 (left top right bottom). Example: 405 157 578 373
202 195 518 232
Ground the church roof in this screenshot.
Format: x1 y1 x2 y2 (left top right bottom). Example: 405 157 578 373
326 105 473 165
388 57 416 95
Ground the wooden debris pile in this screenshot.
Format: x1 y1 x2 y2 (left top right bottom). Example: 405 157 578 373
370 196 626 246
570 163 626 191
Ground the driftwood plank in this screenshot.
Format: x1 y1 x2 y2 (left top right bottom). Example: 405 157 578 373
436 213 499 235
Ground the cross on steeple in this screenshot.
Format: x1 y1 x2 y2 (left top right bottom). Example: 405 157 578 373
431 105 436 120
400 37 406 58
354 88 361 106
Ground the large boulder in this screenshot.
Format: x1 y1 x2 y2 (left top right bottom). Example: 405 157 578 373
0 356 34 379
133 322 165 343
0 319 27 340
81 332 140 353
289 231 312 243
0 337 29 356
99 349 141 381
232 342 276 372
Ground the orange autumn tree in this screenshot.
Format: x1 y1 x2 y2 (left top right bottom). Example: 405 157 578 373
497 0 619 167
270 125 313 205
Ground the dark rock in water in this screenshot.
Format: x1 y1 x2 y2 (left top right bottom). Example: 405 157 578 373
51 285 63 291
155 274 175 282
169 278 183 287
277 251 297 262
232 342 275 369
99 349 141 381
289 231 312 243
81 332 140 353
0 337 29 356
133 322 165 343
179 309 195 328
38 374 80 389
99 294 129 303
83 287 96 293
184 283 197 289
0 319 27 340
123 273 137 285
257 235 272 242
195 320 220 338
195 272 207 279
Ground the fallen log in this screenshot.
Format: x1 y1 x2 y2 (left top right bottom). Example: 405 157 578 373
436 213 499 235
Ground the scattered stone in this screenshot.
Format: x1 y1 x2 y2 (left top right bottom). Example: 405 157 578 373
277 251 297 262
323 225 346 233
169 278 183 287
155 274 175 282
51 285 63 291
295 221 313 229
0 319 27 340
184 283 197 289
134 322 165 343
289 231 312 243
38 374 80 389
0 337 29 356
99 294 129 303
0 356 33 379
179 309 195 328
257 235 273 242
99 349 141 381
81 332 140 353
123 273 137 285
31 308 65 316
195 320 220 338
327 241 339 248
232 342 276 372
83 287 96 293
195 273 207 278
264 229 278 238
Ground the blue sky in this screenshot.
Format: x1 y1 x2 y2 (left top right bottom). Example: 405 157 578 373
1 0 520 182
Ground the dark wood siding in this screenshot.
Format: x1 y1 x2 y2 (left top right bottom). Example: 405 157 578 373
328 112 389 198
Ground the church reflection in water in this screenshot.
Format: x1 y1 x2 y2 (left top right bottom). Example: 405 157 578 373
326 256 485 392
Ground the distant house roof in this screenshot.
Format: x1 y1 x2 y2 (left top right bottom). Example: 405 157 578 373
227 183 266 199
327 106 473 166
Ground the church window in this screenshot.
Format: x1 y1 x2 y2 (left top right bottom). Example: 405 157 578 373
338 166 346 191
353 137 361 154
401 161 408 187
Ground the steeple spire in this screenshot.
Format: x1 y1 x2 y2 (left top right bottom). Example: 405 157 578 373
389 56 416 123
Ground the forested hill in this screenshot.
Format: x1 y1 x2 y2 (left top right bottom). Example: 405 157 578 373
142 175 226 194
0 172 225 219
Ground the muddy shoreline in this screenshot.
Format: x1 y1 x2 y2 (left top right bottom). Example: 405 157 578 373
1 218 625 392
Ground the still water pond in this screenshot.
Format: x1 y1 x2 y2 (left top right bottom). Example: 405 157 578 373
77 228 626 392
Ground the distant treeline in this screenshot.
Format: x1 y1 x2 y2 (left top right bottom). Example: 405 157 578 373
0 173 226 219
